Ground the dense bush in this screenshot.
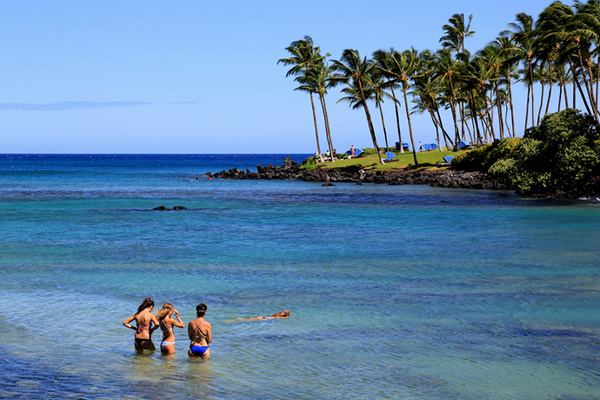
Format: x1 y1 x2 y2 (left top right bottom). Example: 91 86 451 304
450 144 491 171
488 109 600 195
451 138 521 171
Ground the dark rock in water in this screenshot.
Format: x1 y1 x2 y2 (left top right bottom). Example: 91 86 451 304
302 168 330 182
153 206 168 210
173 206 187 210
322 182 336 186
206 156 303 181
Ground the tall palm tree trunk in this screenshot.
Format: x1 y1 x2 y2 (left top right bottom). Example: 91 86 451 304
402 88 419 166
468 91 483 144
428 112 443 150
560 64 569 110
495 85 505 139
319 95 335 163
448 85 461 149
506 77 516 137
486 96 496 141
358 81 383 164
390 86 404 153
309 93 324 161
558 83 563 112
537 83 545 126
463 114 474 144
527 59 536 128
580 54 600 121
459 102 466 141
569 61 593 115
504 102 512 138
545 83 553 117
544 64 554 116
378 105 389 149
524 86 530 132
435 109 454 147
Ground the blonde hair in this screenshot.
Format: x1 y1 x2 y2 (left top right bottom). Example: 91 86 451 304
156 303 173 323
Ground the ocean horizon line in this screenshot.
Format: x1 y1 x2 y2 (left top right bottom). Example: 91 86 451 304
0 152 313 156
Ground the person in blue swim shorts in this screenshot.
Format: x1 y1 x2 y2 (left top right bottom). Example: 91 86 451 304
188 303 212 358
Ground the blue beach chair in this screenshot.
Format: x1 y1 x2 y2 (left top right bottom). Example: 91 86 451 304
440 155 454 166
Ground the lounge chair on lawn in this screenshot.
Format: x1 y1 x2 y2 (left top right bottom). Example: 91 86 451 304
384 151 398 163
395 142 410 151
347 148 364 158
440 155 454 166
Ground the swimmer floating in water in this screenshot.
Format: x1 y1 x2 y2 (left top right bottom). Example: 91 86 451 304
231 310 291 322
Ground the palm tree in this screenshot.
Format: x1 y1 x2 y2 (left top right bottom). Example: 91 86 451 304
432 49 462 149
411 76 452 150
440 13 475 54
571 0 600 120
295 61 337 162
369 68 393 149
331 49 384 164
441 13 475 141
494 36 521 135
373 49 405 153
504 13 537 130
378 49 421 165
480 43 507 138
278 36 329 160
413 49 453 149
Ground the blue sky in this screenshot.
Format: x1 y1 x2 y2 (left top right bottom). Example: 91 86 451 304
2 0 552 154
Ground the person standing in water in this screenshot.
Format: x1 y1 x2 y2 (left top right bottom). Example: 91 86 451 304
123 297 159 352
156 303 185 354
188 303 212 358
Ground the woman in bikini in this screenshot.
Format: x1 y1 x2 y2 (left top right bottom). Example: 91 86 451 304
188 303 212 359
156 303 185 354
123 297 160 352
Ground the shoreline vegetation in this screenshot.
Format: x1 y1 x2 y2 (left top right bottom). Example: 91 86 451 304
205 110 600 199
269 1 600 198
277 2 600 171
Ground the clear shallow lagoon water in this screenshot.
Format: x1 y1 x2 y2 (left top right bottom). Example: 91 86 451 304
0 154 599 399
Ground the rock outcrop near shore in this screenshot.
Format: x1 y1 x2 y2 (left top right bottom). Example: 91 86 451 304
204 157 502 190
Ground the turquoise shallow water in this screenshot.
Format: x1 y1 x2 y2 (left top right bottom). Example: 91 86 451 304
0 154 599 399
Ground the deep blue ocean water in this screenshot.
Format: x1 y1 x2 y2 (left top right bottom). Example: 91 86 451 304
0 154 599 399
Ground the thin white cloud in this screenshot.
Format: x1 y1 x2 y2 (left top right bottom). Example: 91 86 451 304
0 101 198 111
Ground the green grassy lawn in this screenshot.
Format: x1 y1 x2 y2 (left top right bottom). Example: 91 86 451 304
306 148 467 171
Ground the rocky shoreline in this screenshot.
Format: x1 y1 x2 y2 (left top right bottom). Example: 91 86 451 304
203 157 502 190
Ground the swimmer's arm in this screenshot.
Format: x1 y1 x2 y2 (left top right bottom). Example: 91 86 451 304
205 322 212 344
123 314 136 330
187 322 194 340
147 314 160 334
170 315 185 329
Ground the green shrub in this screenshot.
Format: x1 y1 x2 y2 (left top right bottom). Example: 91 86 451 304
450 144 492 171
362 147 378 155
488 109 600 194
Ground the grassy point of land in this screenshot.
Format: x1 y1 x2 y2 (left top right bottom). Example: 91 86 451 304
306 148 468 171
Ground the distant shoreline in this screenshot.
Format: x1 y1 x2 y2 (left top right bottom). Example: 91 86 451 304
204 156 503 191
